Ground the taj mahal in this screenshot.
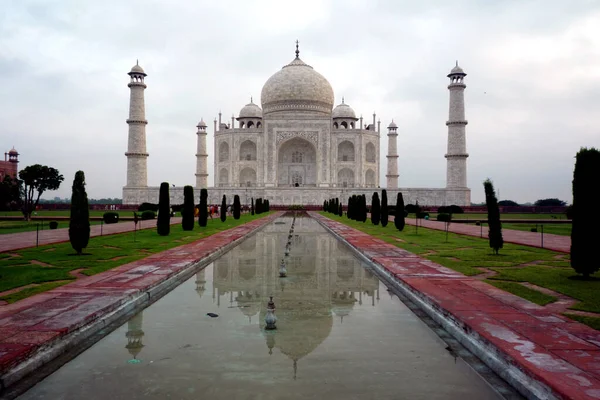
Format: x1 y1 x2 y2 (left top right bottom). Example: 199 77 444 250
122 43 471 206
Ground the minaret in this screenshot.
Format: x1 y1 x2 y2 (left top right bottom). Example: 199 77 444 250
445 62 469 188
195 119 208 188
386 120 399 189
125 311 145 363
125 61 149 188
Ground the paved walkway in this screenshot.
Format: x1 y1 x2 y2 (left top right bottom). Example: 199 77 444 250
404 217 570 253
0 218 183 253
313 213 599 400
0 213 280 390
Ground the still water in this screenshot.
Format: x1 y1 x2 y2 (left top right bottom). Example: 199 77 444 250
19 217 503 399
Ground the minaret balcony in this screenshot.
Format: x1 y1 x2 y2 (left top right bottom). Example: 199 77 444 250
444 153 469 158
446 120 468 126
126 119 148 125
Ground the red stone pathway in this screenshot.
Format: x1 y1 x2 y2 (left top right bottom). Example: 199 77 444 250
404 217 570 253
313 212 600 400
0 213 280 389
0 218 183 253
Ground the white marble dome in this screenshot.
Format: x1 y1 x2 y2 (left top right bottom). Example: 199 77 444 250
261 57 334 115
129 63 146 75
332 99 357 120
239 100 262 118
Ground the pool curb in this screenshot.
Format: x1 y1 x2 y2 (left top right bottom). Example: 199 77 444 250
0 212 281 396
312 212 600 400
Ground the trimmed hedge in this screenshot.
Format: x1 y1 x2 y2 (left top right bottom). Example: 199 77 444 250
138 202 159 212
103 212 119 224
141 210 156 220
437 213 451 222
49 221 58 229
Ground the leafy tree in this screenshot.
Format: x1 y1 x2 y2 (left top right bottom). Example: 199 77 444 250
0 175 21 211
484 179 503 254
68 171 90 255
250 197 255 215
371 192 381 225
157 182 170 236
182 185 195 231
381 190 388 227
498 200 519 207
198 188 208 227
394 193 405 231
19 164 64 220
534 198 567 207
220 195 227 222
571 148 600 277
233 195 241 219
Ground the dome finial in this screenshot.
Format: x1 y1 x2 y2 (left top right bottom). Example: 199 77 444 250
295 40 300 58
250 96 253 103
456 60 458 67
342 96 345 104
136 59 139 66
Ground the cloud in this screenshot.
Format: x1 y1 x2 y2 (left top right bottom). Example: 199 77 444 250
1 0 598 203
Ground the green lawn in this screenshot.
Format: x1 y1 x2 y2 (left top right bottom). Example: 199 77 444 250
0 212 269 303
0 210 135 217
0 219 116 235
320 213 600 329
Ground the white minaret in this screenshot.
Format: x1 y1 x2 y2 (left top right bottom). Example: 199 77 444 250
445 62 469 188
195 119 208 188
386 120 399 188
125 61 149 188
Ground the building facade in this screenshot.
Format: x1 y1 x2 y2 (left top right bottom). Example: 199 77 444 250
122 47 471 206
0 148 19 181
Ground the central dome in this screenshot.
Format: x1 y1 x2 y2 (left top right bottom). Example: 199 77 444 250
261 56 334 115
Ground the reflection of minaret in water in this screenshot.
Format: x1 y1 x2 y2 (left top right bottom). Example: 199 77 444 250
125 311 145 363
195 269 206 299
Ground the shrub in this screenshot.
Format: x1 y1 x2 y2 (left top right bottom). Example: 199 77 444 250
484 179 503 255
69 170 90 255
138 202 159 212
394 193 405 231
233 195 241 219
416 211 429 219
198 188 208 227
437 206 449 214
157 182 170 236
437 213 451 222
448 205 464 214
49 221 58 229
565 205 573 219
103 212 119 224
182 185 195 231
141 210 155 220
381 190 388 227
475 221 481 226
571 147 600 277
405 203 417 214
531 227 538 232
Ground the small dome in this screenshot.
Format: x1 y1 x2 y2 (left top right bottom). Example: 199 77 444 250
8 147 18 154
449 62 466 76
197 118 207 128
388 120 397 129
129 61 146 75
238 100 263 119
332 99 357 120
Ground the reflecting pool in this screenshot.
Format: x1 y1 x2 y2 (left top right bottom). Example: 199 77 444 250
19 217 503 399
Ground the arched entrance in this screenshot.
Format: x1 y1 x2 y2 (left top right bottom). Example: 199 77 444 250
277 138 317 187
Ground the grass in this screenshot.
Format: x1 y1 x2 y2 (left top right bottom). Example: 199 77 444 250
0 210 134 217
424 213 569 220
319 212 600 330
0 219 114 235
564 314 600 331
486 280 557 306
0 212 269 303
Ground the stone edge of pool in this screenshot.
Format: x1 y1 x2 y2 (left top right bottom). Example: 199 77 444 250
0 212 282 394
311 212 600 400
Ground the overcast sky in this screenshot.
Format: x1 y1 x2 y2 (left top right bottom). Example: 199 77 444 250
1 0 598 204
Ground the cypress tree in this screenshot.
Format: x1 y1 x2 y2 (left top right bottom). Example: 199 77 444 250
69 170 90 255
198 188 208 227
571 148 600 277
323 200 326 212
157 182 170 236
381 190 388 227
371 192 381 225
347 197 352 218
484 179 503 255
233 195 241 219
182 185 195 231
251 197 255 215
220 195 227 222
361 194 367 222
338 202 343 217
335 198 339 214
394 192 405 231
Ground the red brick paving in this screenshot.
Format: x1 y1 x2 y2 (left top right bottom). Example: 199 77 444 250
404 217 570 253
0 218 183 253
313 212 600 400
0 213 280 384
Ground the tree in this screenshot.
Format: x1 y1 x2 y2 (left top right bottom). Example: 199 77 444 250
182 185 195 231
394 193 405 231
571 148 600 278
19 164 64 220
361 194 367 222
338 202 343 217
0 175 21 211
498 200 519 207
220 195 227 222
250 197 255 215
484 179 503 254
157 182 170 236
347 196 352 218
381 190 388 227
68 171 90 255
198 188 208 227
233 195 241 219
534 198 567 207
371 192 381 225
266 199 270 212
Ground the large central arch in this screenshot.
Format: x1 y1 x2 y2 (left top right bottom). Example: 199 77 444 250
277 137 317 187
